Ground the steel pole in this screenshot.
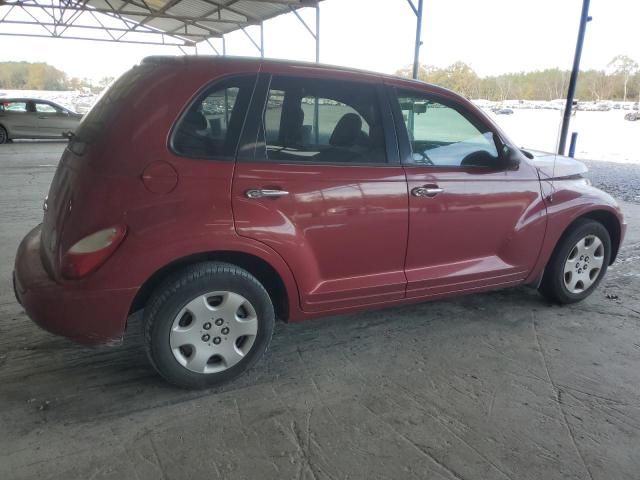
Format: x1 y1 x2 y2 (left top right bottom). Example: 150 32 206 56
260 22 264 58
558 0 591 155
314 4 320 143
412 0 423 79
315 4 320 63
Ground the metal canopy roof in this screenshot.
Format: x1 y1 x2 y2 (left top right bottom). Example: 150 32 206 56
0 0 320 47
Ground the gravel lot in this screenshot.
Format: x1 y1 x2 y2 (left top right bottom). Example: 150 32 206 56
1 142 639 480
582 159 640 204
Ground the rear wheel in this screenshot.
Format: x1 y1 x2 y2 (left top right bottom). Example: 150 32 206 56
539 219 611 304
0 126 8 144
144 262 275 389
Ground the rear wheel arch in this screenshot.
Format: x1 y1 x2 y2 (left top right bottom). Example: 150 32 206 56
129 251 290 323
0 123 9 142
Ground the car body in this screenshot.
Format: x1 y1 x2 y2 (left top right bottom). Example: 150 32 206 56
491 107 514 115
0 98 82 143
14 57 626 387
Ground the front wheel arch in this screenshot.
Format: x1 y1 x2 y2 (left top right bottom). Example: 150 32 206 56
570 210 621 265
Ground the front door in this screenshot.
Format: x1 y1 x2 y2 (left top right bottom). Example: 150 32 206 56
233 72 408 313
387 82 547 298
33 101 74 137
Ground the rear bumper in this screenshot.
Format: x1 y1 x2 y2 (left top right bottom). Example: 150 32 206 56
14 225 136 345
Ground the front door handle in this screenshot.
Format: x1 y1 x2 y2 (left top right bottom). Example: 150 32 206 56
411 186 444 198
245 189 289 199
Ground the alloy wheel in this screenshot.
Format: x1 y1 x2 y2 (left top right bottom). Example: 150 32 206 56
170 291 258 374
563 234 605 294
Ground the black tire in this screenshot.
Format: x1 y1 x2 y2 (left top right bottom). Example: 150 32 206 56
539 218 611 304
0 125 8 144
144 261 275 389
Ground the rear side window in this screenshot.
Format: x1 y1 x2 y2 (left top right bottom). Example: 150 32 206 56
397 90 499 168
172 75 256 159
1 101 27 112
261 76 387 164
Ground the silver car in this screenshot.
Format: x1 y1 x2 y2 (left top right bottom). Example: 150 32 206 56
0 98 82 143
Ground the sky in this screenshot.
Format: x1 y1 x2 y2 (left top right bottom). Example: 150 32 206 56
0 0 638 82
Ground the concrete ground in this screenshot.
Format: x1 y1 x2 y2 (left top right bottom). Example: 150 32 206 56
1 142 639 480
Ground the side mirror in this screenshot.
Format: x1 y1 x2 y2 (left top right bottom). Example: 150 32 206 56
501 144 521 171
413 102 427 114
399 102 428 114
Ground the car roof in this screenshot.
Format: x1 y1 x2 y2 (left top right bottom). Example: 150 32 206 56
141 55 461 99
1 98 55 103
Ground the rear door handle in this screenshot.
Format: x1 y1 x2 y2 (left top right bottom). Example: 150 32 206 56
411 186 444 198
245 189 289 199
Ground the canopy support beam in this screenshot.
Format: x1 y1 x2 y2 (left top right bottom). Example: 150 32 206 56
289 3 319 62
558 0 591 155
405 0 424 79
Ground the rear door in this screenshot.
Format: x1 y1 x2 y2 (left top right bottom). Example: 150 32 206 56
232 72 409 313
0 100 33 137
387 82 547 298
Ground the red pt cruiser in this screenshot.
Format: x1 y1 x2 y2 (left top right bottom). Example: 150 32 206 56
14 57 626 388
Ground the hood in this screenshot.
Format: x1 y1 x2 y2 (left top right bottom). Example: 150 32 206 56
525 149 588 181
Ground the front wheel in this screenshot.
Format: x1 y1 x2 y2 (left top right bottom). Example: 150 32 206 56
144 262 275 389
0 126 8 144
539 218 611 304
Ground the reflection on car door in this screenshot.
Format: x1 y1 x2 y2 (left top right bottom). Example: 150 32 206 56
233 72 409 313
387 81 547 298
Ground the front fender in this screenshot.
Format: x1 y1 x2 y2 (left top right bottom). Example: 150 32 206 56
526 178 625 283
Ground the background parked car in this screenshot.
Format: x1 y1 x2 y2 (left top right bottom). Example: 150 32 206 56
491 106 514 115
0 98 82 143
624 111 640 121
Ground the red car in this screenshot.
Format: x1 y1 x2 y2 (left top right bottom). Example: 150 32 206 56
14 57 626 388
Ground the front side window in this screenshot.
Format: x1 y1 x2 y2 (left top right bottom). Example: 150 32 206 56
262 76 387 164
173 75 256 159
398 90 499 168
35 103 59 114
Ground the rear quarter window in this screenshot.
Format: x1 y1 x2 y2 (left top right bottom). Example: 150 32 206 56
72 65 154 146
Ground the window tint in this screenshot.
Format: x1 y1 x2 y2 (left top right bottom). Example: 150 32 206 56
262 76 386 164
173 75 256 159
398 90 499 168
2 101 27 112
35 103 58 113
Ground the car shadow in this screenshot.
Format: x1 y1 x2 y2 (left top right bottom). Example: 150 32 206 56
0 286 548 427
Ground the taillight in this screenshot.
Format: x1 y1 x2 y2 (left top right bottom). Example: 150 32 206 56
61 225 126 279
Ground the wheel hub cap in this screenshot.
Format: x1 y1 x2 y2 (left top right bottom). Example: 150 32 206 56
563 235 605 294
169 291 258 374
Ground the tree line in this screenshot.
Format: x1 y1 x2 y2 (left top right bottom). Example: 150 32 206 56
2 56 639 102
0 61 114 93
396 55 640 102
